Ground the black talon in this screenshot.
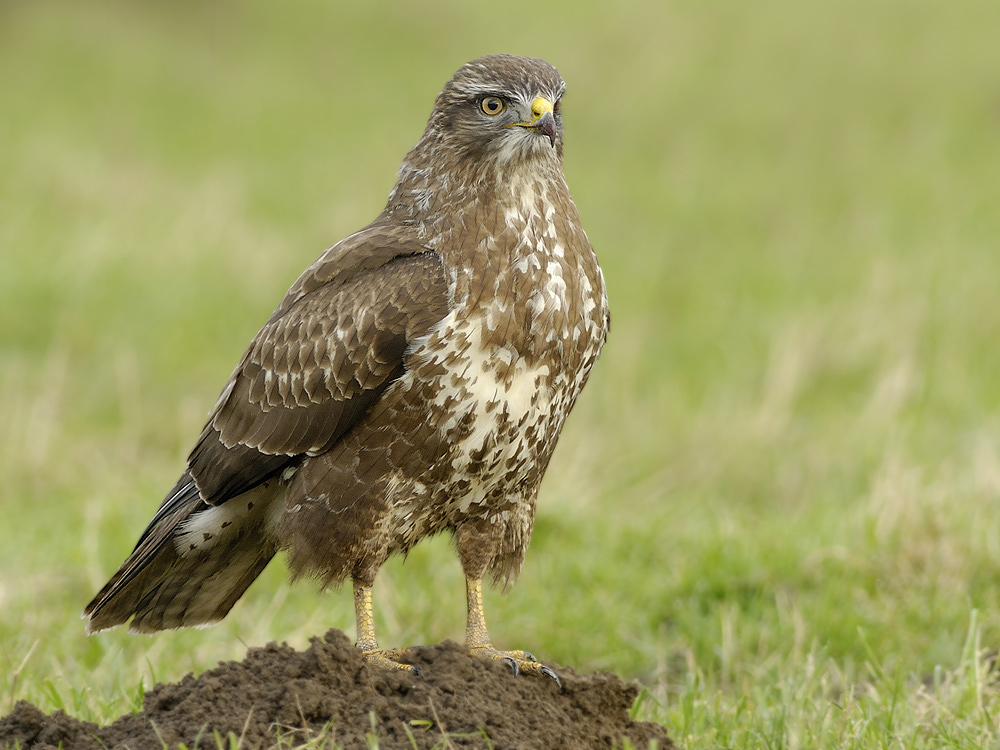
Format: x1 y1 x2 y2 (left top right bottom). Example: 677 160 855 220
540 665 562 689
502 656 520 677
523 650 537 662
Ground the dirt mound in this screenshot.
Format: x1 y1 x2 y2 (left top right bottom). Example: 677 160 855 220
1 629 673 749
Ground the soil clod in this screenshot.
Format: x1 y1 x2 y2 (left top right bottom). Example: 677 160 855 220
0 629 674 749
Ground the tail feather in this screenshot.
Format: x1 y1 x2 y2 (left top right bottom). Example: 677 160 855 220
84 473 282 634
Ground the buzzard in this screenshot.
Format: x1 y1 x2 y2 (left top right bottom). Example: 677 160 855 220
85 54 610 681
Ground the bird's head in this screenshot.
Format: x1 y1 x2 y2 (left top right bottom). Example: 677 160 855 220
421 54 568 169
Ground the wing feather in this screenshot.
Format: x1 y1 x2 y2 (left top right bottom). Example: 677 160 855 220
188 230 449 505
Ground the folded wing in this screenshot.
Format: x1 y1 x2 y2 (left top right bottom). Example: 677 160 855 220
84 229 450 632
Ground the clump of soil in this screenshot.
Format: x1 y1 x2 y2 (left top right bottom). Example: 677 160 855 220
1 629 673 749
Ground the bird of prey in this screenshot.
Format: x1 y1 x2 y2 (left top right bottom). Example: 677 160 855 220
85 54 609 681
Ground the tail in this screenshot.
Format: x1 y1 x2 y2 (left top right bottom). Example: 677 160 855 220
84 472 280 634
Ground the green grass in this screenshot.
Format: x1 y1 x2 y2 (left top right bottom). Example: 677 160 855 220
3 0 1000 747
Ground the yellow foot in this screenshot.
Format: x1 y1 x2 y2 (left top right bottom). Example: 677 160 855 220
469 645 561 688
361 646 421 676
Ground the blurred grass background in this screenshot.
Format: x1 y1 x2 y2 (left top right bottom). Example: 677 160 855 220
3 0 1000 746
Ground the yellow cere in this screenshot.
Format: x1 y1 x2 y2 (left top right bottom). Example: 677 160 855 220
530 97 554 121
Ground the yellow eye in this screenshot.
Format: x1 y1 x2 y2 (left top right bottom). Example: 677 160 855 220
480 96 506 116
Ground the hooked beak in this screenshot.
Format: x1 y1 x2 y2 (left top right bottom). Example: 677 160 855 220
510 96 558 148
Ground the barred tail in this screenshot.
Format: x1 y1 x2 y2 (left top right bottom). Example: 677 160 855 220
84 473 281 634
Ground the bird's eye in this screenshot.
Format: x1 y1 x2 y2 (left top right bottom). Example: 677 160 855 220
480 97 506 116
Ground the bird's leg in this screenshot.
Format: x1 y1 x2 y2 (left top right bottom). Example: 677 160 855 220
353 579 419 674
465 576 560 687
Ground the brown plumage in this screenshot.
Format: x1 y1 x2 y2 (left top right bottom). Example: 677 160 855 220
85 54 609 680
